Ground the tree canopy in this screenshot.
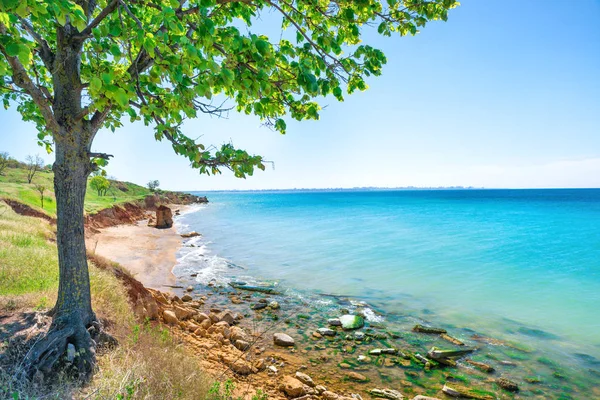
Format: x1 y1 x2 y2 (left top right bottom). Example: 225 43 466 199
0 0 458 176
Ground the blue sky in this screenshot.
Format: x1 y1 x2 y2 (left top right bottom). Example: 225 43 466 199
1 0 599 190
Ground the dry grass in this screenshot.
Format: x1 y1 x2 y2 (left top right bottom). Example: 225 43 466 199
0 203 214 399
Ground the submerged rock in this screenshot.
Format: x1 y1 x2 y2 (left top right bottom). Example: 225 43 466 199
328 318 342 326
346 371 369 382
369 388 404 399
465 359 494 373
340 315 365 330
413 324 446 334
181 231 201 238
496 377 519 392
317 328 337 337
274 332 295 347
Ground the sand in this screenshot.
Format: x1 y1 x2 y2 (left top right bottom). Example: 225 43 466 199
87 219 182 290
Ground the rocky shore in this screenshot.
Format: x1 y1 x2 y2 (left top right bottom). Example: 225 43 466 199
90 199 600 400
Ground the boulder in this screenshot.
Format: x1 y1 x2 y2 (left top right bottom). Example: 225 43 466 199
280 376 307 398
274 332 295 347
496 378 519 392
155 205 173 229
163 309 178 325
219 311 235 325
340 315 365 330
173 305 194 320
230 326 249 342
235 340 251 351
181 294 193 302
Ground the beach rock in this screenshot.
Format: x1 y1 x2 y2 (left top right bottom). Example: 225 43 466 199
195 312 209 322
173 305 194 320
465 359 494 373
412 396 441 400
357 355 371 363
219 311 235 325
339 362 352 369
280 376 306 398
369 388 404 399
427 347 474 360
268 365 278 374
315 385 327 394
340 315 365 330
254 359 266 371
163 309 178 325
208 312 220 323
317 328 336 337
230 326 249 342
346 372 368 382
181 231 201 238
296 371 315 387
235 340 251 351
181 294 193 302
322 391 340 400
155 205 173 229
354 332 365 340
186 285 194 292
496 377 519 392
328 318 342 326
199 319 212 330
440 333 464 346
274 333 295 347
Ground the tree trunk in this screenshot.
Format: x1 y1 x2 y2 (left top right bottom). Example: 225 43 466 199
53 138 94 327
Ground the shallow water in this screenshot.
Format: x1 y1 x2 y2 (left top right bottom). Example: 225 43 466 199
174 189 600 393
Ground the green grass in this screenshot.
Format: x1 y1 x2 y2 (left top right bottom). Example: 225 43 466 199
0 166 151 217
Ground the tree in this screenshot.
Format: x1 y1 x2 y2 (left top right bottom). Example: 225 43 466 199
0 151 8 175
25 154 43 183
0 0 457 381
147 179 160 192
89 175 110 196
34 183 46 209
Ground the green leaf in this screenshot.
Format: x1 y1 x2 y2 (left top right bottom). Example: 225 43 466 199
90 77 102 92
5 42 19 57
115 88 129 108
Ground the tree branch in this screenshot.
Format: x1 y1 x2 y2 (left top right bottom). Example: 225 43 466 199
0 22 59 133
19 18 55 70
74 0 120 39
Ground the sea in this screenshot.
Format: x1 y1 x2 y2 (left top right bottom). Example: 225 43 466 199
173 189 600 388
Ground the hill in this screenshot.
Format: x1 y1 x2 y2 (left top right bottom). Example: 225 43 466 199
0 164 152 217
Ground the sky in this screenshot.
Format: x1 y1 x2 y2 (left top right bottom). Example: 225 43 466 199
1 0 599 191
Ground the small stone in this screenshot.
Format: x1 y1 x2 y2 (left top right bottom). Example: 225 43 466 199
181 294 193 302
274 332 295 347
315 385 327 394
357 355 371 363
340 315 365 330
328 318 342 326
296 371 315 387
412 396 441 400
339 362 352 369
313 331 323 338
268 365 278 374
253 302 268 310
317 327 337 337
259 298 268 303
354 332 365 340
186 285 194 292
66 343 76 363
346 372 369 382
269 301 280 309
322 391 340 400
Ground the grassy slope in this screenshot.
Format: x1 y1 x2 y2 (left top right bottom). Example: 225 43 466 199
0 166 152 217
0 203 212 399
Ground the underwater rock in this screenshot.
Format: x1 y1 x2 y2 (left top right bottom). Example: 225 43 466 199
413 324 446 334
496 377 519 392
465 359 494 373
441 384 493 400
253 302 268 310
340 315 365 330
181 231 201 238
346 371 369 382
229 282 281 294
427 347 474 360
317 327 337 337
370 348 398 356
368 388 404 399
440 333 464 346
328 318 342 326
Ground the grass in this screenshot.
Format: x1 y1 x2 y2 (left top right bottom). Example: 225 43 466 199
0 166 152 217
0 203 215 399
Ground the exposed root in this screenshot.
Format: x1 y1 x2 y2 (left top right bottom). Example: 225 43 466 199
16 316 118 384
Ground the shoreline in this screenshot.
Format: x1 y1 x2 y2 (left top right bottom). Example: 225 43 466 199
87 204 193 290
94 204 600 399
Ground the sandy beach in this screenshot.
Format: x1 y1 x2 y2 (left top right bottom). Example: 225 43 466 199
87 217 182 290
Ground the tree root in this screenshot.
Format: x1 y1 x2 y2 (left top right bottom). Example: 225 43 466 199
16 315 118 384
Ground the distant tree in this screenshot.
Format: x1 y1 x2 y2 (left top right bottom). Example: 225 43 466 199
0 0 457 380
34 183 46 209
147 180 160 192
25 154 44 184
0 152 8 175
89 175 110 196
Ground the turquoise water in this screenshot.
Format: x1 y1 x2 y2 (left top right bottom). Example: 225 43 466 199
175 189 600 366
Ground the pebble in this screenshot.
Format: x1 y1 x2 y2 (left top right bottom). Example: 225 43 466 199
317 327 337 337
273 332 295 347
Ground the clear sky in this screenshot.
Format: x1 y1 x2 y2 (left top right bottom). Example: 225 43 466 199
1 0 599 191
